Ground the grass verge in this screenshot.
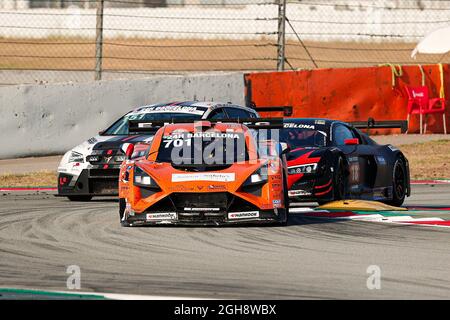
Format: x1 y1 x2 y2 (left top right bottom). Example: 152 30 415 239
399 140 450 180
0 170 57 187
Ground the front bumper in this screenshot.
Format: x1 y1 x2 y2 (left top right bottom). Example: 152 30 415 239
57 169 120 196
123 209 287 226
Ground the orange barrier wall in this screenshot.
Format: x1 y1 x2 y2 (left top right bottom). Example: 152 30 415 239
244 64 450 134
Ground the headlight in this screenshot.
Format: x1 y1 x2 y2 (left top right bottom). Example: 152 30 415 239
133 166 159 188
288 163 318 175
68 151 84 163
244 165 268 186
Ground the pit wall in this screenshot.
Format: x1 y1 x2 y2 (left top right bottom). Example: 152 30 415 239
245 64 450 134
0 73 245 160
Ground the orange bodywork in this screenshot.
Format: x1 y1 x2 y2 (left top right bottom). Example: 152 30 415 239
119 122 286 221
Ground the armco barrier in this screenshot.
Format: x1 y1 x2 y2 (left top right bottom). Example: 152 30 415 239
245 64 450 134
0 73 245 160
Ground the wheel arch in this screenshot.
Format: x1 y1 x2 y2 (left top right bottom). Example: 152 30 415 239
393 151 411 197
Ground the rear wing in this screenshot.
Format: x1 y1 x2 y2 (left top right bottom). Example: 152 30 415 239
253 106 293 117
128 118 284 134
349 118 408 134
246 101 293 117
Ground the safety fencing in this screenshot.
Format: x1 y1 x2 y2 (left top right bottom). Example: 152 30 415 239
1 0 450 85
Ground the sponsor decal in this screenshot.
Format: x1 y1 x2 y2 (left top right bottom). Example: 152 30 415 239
387 145 398 151
283 123 315 129
169 185 195 192
184 207 220 211
146 212 177 221
273 201 282 208
124 202 134 218
87 137 98 144
272 183 282 191
315 120 326 125
133 105 206 115
172 173 235 182
208 184 227 190
164 132 241 140
288 190 312 196
228 211 260 220
349 162 360 183
376 155 386 165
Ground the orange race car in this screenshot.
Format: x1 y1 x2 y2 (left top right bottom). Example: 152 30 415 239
118 119 289 226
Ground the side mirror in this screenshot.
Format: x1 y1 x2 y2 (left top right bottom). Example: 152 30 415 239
280 142 291 154
121 143 134 160
344 138 359 146
98 130 105 135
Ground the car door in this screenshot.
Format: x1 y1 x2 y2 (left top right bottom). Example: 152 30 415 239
332 123 386 196
352 129 391 194
331 123 363 191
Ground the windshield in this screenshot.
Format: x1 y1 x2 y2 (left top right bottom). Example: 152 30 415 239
156 131 249 165
281 128 327 148
104 112 204 135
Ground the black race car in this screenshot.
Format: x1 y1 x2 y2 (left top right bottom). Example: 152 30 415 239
280 118 410 206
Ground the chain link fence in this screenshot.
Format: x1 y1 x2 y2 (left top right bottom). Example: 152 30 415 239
0 0 449 85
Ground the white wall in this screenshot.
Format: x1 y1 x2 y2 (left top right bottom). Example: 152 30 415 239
0 73 245 159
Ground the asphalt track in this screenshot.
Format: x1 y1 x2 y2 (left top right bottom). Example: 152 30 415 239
1 185 450 299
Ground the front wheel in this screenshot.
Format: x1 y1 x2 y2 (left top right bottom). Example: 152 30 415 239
67 195 92 202
280 172 290 226
316 157 346 206
386 158 407 207
119 198 126 221
333 156 347 201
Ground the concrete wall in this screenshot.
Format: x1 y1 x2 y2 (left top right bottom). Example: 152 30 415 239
0 73 245 159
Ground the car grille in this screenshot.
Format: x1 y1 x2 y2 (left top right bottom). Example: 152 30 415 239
144 193 260 223
88 148 124 165
90 179 118 194
89 169 120 178
170 192 230 211
291 178 314 191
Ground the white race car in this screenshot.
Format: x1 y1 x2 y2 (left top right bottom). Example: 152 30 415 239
57 101 258 201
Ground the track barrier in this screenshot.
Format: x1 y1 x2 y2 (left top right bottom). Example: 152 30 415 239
245 64 449 134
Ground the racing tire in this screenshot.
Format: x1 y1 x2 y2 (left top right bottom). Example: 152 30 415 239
316 156 347 206
386 158 407 207
333 156 347 201
119 198 126 221
280 172 290 226
67 195 92 202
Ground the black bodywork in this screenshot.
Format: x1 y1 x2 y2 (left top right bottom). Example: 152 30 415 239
282 118 411 205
